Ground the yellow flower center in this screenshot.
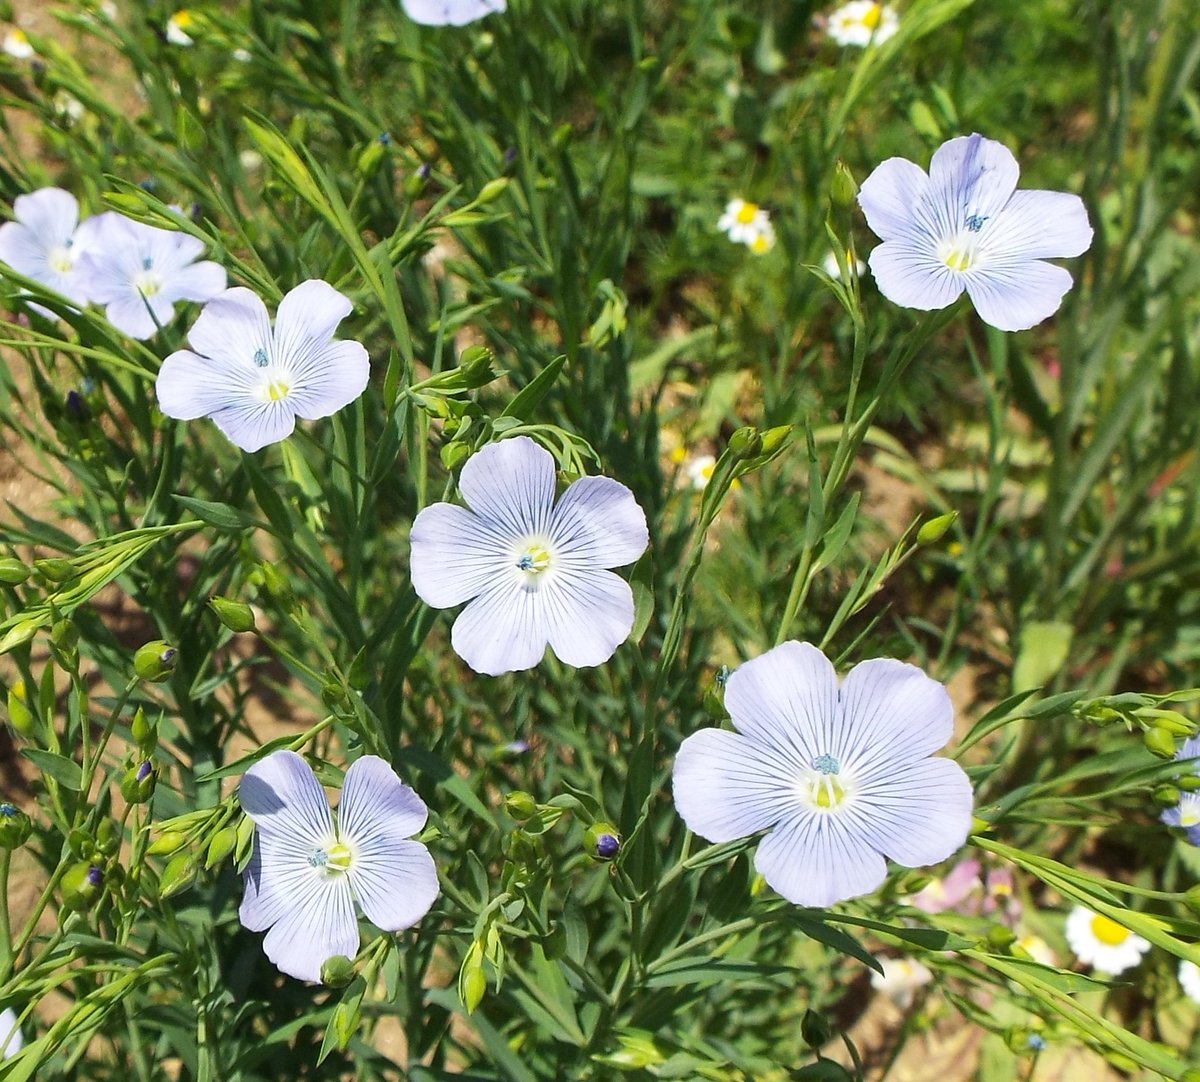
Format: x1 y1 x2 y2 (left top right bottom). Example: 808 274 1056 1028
749 232 773 254
265 378 291 402
1089 914 1130 947
938 236 978 274
1181 805 1200 827
10 29 28 46
308 840 353 877
517 544 551 574
171 10 194 29
133 268 164 297
861 4 882 29
735 202 759 225
48 245 73 274
802 754 849 811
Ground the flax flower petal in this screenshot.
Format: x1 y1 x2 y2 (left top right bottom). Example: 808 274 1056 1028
672 728 793 842
835 658 954 768
458 436 555 535
964 259 1074 333
867 242 964 312
856 756 973 865
988 190 1093 261
157 347 259 420
550 476 649 569
927 134 1020 224
186 287 272 361
411 503 509 607
240 750 334 841
402 0 506 26
210 400 298 453
856 157 930 242
754 812 887 908
542 568 635 667
259 872 358 982
450 577 551 675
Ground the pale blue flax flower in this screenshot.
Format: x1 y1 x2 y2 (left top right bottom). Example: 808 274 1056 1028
0 187 102 318
402 0 505 26
857 133 1092 332
155 280 369 452
672 641 973 907
75 213 225 339
410 436 649 676
1161 734 1200 844
239 750 439 983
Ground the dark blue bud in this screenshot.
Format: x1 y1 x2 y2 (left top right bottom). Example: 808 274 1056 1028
136 761 152 783
86 865 103 888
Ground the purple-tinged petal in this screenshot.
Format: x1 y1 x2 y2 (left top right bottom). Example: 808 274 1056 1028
0 223 52 282
410 502 509 607
988 190 1092 261
339 756 429 841
163 259 226 304
210 399 298 453
258 874 358 982
543 568 635 667
673 728 795 842
11 188 78 249
927 134 1020 229
402 0 506 26
857 157 931 243
156 347 259 421
457 436 555 536
187 287 272 363
450 576 550 675
723 641 836 765
855 756 973 865
835 658 954 773
239 750 334 844
348 839 439 932
754 811 887 907
273 279 353 361
867 242 964 312
284 340 370 421
550 476 648 569
964 259 1074 331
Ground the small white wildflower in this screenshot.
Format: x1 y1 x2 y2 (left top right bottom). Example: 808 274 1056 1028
826 2 899 48
1064 906 1150 976
166 10 196 46
2 29 34 60
870 956 933 1008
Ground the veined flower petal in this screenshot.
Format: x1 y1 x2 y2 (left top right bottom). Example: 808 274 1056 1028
10 188 78 250
857 157 930 243
458 437 556 536
927 134 1020 229
855 756 973 865
273 278 353 360
964 259 1074 332
339 755 429 841
156 347 259 420
259 871 358 982
988 190 1093 261
210 400 299 453
550 476 649 569
402 0 506 26
450 576 553 675
284 340 371 421
411 502 510 608
672 728 793 842
867 242 964 312
542 568 636 667
755 811 887 907
186 286 272 362
239 749 334 844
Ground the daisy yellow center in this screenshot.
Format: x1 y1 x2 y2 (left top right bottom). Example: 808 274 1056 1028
860 4 882 28
734 202 759 224
749 233 772 254
1089 913 1130 947
171 10 194 29
308 840 353 877
48 244 73 274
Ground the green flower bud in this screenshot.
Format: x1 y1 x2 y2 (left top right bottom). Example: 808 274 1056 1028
131 707 157 752
157 852 196 899
476 177 509 204
1152 784 1181 808
917 511 958 545
459 346 498 388
134 641 177 682
1178 774 1200 792
0 558 30 585
34 558 75 583
61 863 103 912
458 942 486 1014
68 828 95 859
583 822 621 861
440 441 470 471
831 160 859 206
6 681 34 736
321 954 357 987
96 818 120 857
505 791 537 822
727 427 763 460
1184 884 1200 917
987 925 1017 951
356 139 386 178
51 618 78 653
801 1007 832 1049
119 761 155 804
259 561 293 605
208 596 256 633
0 802 32 848
147 830 189 856
204 826 237 869
1144 726 1177 759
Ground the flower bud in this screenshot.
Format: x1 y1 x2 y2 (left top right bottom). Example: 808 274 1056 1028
459 346 498 388
68 828 95 859
157 852 196 899
61 863 103 912
6 681 34 736
1152 784 1181 808
584 822 621 861
831 160 858 206
986 925 1017 951
0 558 29 585
131 707 157 752
801 1007 832 1048
147 830 190 856
321 954 357 987
505 791 537 822
458 942 486 1014
34 557 75 583
1184 884 1200 916
440 441 470 471
727 427 762 460
0 802 32 848
96 818 120 857
120 761 155 804
476 177 509 204
204 826 237 869
917 511 958 545
208 596 256 633
1178 774 1200 792
259 561 293 605
1143 726 1177 759
134 641 177 682
356 138 387 178
51 618 78 654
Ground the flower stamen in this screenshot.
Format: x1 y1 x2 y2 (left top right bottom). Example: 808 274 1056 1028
516 544 551 574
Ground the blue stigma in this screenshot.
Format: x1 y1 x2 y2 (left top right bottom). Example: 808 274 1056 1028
141 256 153 270
812 754 840 775
307 848 328 868
0 804 16 818
253 348 269 368
517 554 534 570
64 237 73 249
964 213 988 232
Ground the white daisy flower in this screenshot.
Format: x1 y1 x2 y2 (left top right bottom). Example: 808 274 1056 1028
684 453 717 491
822 249 867 280
239 751 439 983
3 28 34 60
870 956 932 1008
717 198 773 247
0 1007 22 1058
672 641 974 907
75 213 225 339
410 436 649 676
401 0 506 27
857 133 1093 331
1179 959 1200 1005
1014 933 1057 968
826 2 899 47
1064 906 1150 976
155 280 370 453
0 188 102 319
166 10 196 46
